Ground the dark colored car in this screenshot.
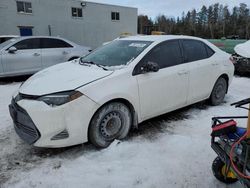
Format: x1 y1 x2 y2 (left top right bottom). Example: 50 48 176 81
0 35 18 44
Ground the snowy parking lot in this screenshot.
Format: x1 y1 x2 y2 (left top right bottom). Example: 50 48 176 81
0 76 249 188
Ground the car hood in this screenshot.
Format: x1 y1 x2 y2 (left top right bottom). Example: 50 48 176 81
234 40 250 58
19 61 113 96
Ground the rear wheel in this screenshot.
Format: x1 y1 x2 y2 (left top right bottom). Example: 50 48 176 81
212 157 238 184
209 77 227 106
88 102 132 148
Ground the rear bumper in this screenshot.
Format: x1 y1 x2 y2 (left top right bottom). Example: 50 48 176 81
9 99 40 144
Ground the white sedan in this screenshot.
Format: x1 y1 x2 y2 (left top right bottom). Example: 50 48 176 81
9 35 234 148
0 36 90 77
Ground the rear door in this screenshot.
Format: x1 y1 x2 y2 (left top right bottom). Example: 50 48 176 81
2 38 42 75
181 39 216 104
134 40 189 120
41 38 73 68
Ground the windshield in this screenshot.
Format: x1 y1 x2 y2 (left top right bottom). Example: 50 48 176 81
0 38 18 49
80 40 152 67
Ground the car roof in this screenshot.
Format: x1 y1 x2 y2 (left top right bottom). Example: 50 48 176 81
0 35 19 38
16 36 65 40
119 35 207 43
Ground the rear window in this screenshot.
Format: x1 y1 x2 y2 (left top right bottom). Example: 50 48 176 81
41 38 72 48
182 40 208 62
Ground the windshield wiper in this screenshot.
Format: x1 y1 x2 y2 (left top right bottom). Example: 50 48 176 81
79 59 108 71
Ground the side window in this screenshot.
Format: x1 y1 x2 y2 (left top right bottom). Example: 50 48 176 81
41 38 73 48
142 40 182 69
13 38 40 50
206 45 215 57
182 40 208 62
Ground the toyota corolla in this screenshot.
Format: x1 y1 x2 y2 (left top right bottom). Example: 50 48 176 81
9 35 234 148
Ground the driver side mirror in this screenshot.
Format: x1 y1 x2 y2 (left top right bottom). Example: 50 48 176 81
8 47 17 54
141 61 160 73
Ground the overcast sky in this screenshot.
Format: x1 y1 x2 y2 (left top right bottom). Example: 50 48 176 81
88 0 250 19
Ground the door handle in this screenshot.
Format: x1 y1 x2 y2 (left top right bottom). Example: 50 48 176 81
212 62 219 66
178 70 188 75
33 53 40 56
62 51 68 55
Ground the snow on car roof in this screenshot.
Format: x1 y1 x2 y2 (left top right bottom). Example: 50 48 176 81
234 40 250 58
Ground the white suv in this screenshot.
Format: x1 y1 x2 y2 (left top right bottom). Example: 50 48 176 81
9 35 234 148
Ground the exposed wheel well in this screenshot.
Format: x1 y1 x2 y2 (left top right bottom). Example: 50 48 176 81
88 98 138 140
68 56 79 61
218 74 229 93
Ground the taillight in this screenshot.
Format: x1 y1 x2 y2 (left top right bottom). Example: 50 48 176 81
229 56 236 64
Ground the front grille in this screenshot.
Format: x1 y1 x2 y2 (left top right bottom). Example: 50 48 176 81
16 122 38 138
9 99 40 144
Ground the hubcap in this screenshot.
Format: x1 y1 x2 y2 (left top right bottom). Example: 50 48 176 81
100 112 122 140
215 84 224 99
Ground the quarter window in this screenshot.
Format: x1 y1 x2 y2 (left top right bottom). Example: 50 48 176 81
182 40 208 62
206 45 215 57
111 12 120 21
72 7 82 18
13 39 40 50
16 1 32 14
141 40 183 69
41 38 72 48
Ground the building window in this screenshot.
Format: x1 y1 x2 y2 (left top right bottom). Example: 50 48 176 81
72 7 82 18
16 1 32 14
111 12 120 21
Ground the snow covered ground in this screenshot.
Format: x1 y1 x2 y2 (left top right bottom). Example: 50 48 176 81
0 76 249 188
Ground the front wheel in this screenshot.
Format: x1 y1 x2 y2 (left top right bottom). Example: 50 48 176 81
209 77 227 106
212 157 238 184
88 102 132 148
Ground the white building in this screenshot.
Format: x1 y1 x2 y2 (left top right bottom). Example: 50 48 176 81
0 0 138 48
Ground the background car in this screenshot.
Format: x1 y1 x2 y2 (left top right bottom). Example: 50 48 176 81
0 36 91 77
9 35 234 148
0 35 18 44
232 40 250 75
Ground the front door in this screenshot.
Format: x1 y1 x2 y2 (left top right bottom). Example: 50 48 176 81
2 38 42 75
134 40 189 121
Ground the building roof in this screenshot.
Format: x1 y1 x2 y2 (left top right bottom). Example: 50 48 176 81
82 1 137 10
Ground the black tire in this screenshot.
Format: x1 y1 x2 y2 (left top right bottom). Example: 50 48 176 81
209 77 227 106
88 102 132 148
212 157 238 184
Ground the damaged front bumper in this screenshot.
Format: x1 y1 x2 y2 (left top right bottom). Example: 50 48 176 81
9 99 41 144
9 93 100 148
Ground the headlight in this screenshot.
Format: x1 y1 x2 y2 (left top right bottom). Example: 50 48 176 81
38 91 83 106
